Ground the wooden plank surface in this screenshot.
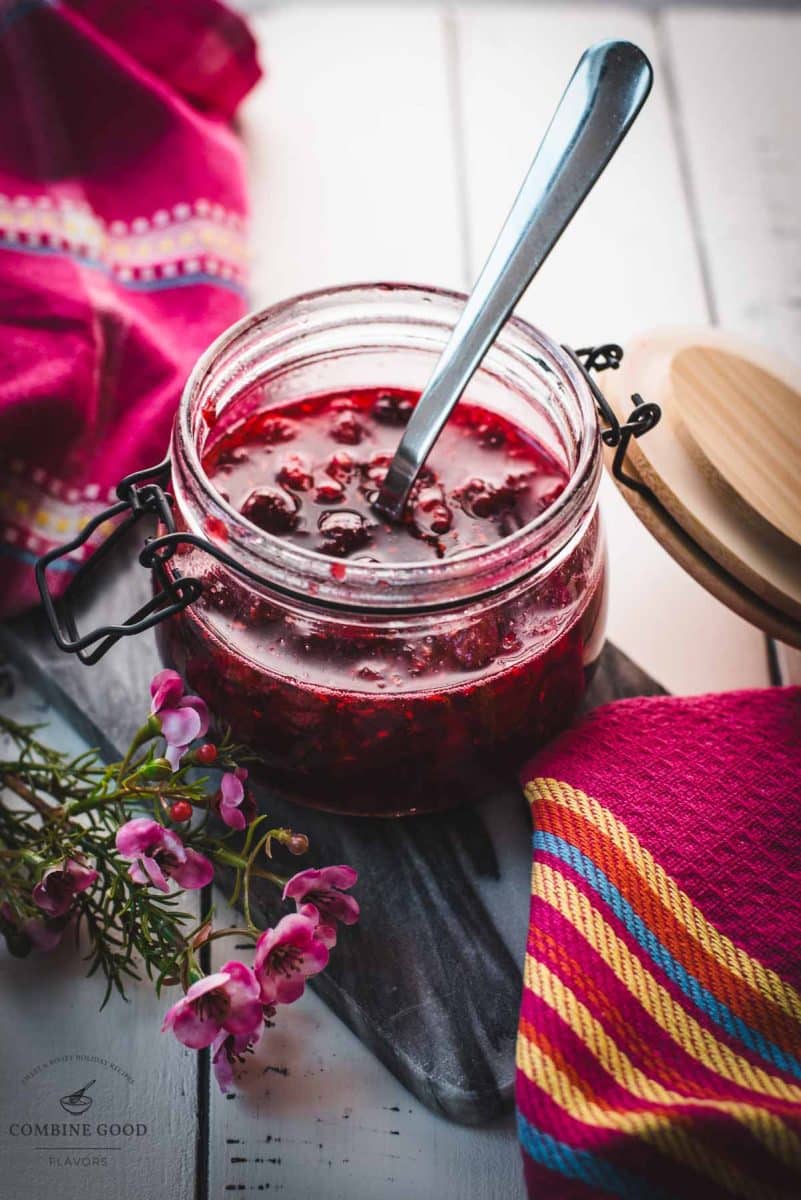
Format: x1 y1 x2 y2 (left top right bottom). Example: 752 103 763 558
242 4 464 300
205 899 524 1200
664 10 801 360
3 4 797 1199
0 661 200 1200
455 2 771 696
663 8 801 686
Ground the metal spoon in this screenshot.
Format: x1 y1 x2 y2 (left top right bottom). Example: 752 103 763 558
375 40 653 521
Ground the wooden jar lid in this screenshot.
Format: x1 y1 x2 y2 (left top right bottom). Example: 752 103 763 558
600 327 801 648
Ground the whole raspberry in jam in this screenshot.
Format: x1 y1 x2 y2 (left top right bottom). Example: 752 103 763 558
242 487 299 534
362 453 392 488
330 412 365 445
412 485 452 537
314 480 345 504
326 451 356 483
455 478 494 518
372 391 414 426
457 478 515 519
318 510 371 557
258 416 297 445
277 454 314 491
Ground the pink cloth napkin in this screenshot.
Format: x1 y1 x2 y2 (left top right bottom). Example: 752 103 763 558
517 687 801 1198
0 0 261 616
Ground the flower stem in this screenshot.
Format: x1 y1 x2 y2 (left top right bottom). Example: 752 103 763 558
213 847 249 871
204 926 259 946
1 773 60 818
242 832 282 928
66 793 113 817
250 869 288 888
116 716 161 783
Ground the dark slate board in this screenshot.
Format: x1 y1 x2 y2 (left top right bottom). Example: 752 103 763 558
0 557 664 1124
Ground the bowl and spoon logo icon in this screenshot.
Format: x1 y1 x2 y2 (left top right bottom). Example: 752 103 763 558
59 1079 95 1116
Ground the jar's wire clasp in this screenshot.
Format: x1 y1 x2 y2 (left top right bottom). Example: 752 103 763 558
34 457 202 665
564 343 661 498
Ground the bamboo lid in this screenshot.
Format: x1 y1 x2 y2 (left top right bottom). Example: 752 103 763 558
600 327 801 647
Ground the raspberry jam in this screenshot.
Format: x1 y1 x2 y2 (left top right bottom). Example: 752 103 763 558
161 284 607 816
204 388 570 565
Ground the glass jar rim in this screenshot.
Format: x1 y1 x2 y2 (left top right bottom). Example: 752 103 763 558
173 281 602 611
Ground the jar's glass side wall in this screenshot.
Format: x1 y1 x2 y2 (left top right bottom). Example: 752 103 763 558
161 285 607 816
158 511 606 815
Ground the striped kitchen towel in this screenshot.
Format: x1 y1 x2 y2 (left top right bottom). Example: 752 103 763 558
517 686 801 1199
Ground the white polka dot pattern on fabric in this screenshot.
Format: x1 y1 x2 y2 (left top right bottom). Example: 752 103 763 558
0 195 248 291
0 460 116 568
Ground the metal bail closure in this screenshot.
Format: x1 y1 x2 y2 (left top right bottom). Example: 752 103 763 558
563 343 662 498
35 457 203 666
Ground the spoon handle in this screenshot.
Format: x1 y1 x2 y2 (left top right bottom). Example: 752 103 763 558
376 40 652 521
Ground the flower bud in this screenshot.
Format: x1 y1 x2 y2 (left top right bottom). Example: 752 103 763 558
144 713 163 738
169 800 193 823
134 758 174 782
286 833 309 856
191 921 213 949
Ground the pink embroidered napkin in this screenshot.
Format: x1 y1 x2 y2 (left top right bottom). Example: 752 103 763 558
517 686 801 1199
0 0 261 616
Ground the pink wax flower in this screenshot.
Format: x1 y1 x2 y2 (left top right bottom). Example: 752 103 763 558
297 903 337 949
150 669 210 770
0 901 68 953
253 912 330 1006
217 768 256 831
211 1028 261 1092
32 856 98 917
283 865 359 936
25 916 69 952
115 817 213 892
162 961 264 1050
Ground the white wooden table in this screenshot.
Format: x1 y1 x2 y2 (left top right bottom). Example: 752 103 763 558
1 6 799 1199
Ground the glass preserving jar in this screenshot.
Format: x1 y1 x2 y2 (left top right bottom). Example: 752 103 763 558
157 283 607 816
